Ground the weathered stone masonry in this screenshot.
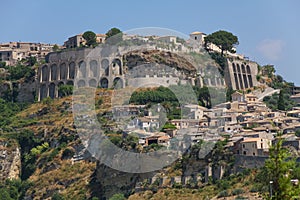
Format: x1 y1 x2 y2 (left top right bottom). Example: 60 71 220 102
224 58 258 90
37 48 125 101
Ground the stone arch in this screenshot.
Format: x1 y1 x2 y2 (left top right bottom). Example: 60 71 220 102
78 61 86 78
49 83 56 99
234 73 239 90
237 64 241 73
67 80 74 86
243 75 249 88
100 77 109 88
41 65 49 82
69 62 76 79
112 58 122 75
101 59 109 76
241 64 246 74
77 80 86 88
232 63 236 73
113 77 123 89
238 74 243 89
60 63 67 80
50 64 58 81
58 82 64 98
246 65 251 74
248 75 253 87
89 60 98 78
40 84 48 100
89 79 97 88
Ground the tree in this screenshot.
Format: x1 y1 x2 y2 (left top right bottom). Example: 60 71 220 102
82 31 97 47
52 44 59 52
204 30 239 56
105 28 123 45
264 137 300 199
226 87 234 102
27 56 37 66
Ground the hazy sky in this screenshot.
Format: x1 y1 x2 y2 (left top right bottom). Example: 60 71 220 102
2 0 300 84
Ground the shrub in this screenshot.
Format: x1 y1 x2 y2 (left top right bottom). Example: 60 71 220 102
58 85 73 97
61 148 75 159
218 190 229 198
109 193 126 200
231 188 244 195
52 192 65 200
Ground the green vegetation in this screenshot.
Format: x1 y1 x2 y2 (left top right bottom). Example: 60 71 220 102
58 84 74 97
0 98 27 127
255 136 300 199
208 52 227 76
105 27 123 45
261 65 275 78
109 193 126 200
129 85 221 110
52 44 60 52
263 89 295 111
0 179 32 200
82 31 97 47
0 63 35 82
204 30 239 55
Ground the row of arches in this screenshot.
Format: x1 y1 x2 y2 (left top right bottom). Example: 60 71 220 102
232 63 251 74
232 63 254 90
40 58 123 83
39 77 124 100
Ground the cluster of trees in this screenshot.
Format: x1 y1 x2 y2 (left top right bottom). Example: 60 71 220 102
129 85 227 119
0 62 35 82
0 179 32 200
263 89 295 111
0 98 27 127
129 85 214 107
80 27 123 48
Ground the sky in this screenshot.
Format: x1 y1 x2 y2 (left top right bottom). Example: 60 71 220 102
2 0 300 84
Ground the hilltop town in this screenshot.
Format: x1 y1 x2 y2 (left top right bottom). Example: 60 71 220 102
1 28 300 199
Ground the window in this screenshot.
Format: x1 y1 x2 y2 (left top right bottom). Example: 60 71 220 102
195 36 197 40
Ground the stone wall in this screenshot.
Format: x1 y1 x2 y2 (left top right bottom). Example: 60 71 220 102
232 155 268 173
37 48 125 101
224 58 259 90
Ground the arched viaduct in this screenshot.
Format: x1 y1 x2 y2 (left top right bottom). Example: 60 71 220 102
37 49 125 101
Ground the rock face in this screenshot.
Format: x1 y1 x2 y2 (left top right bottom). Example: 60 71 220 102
0 79 36 103
17 79 36 102
0 139 21 181
124 49 197 73
94 162 156 199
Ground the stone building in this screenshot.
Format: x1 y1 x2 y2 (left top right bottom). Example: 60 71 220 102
0 42 57 66
224 58 259 90
37 48 125 101
64 33 106 48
